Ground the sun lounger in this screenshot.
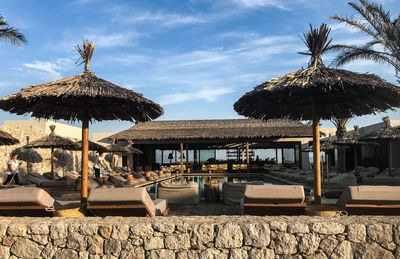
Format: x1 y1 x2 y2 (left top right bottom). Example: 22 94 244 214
0 187 55 216
242 185 306 215
222 181 264 205
360 176 400 186
157 182 201 205
336 185 400 215
87 187 169 217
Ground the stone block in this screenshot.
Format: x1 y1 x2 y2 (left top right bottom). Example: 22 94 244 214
288 222 309 234
154 222 175 234
104 239 121 255
330 240 353 259
273 232 297 255
347 224 366 243
248 248 274 259
165 234 190 249
354 242 395 259
131 223 154 238
367 223 393 244
319 236 338 256
312 222 345 235
54 248 78 259
144 237 164 250
199 248 228 259
87 235 103 255
230 248 248 259
215 223 243 248
111 225 130 240
10 239 42 258
242 223 270 247
299 234 320 255
7 224 26 237
191 223 214 247
148 249 175 259
99 225 112 239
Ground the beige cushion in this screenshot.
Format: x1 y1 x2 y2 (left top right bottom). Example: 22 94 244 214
24 174 42 186
88 187 156 216
0 187 54 207
158 182 200 204
60 192 80 201
153 199 168 215
65 171 79 180
222 181 264 205
337 185 400 209
108 175 126 184
244 185 305 204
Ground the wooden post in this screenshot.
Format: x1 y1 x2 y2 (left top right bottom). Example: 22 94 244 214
81 118 89 205
246 142 250 172
111 152 115 173
51 147 55 179
354 147 358 173
312 99 321 204
326 153 330 190
388 140 392 175
180 143 184 174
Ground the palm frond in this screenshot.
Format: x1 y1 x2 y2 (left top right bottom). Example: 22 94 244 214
0 14 27 47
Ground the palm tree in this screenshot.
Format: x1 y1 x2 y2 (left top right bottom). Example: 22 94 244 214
331 0 400 81
332 118 351 172
0 14 27 47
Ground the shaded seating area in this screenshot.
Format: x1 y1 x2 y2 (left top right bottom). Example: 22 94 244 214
157 182 201 205
0 187 55 216
336 185 400 215
242 185 306 215
87 187 169 217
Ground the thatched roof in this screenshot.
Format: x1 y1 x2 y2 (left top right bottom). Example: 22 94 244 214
125 143 143 154
234 64 400 121
0 72 163 122
73 140 108 152
334 126 378 146
106 144 130 153
303 134 343 152
24 125 78 149
363 116 400 140
0 129 19 145
112 119 313 142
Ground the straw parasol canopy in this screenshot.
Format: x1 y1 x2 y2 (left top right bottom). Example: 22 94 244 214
73 140 108 153
303 134 341 152
0 129 19 145
362 116 400 174
334 126 379 173
105 143 131 173
24 125 79 179
234 24 400 204
0 40 163 205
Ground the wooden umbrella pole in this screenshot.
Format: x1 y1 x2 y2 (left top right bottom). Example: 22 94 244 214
312 99 321 204
180 143 184 174
81 118 89 205
51 147 55 179
111 152 115 174
326 153 330 190
388 140 392 175
246 142 250 172
354 147 358 173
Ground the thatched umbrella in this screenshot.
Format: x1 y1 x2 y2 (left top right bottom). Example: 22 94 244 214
24 125 79 179
234 24 400 204
125 140 143 170
362 116 400 174
105 143 130 173
0 40 163 205
0 129 19 145
73 140 108 153
334 126 379 173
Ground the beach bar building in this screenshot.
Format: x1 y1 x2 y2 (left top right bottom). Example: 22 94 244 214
111 119 314 171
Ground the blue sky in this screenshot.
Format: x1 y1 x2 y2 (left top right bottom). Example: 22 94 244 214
1 0 400 136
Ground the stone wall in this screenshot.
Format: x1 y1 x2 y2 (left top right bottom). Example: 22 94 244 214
0 126 100 181
0 216 399 258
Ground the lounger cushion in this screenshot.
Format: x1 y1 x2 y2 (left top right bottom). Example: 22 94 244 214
153 199 168 215
88 187 156 216
0 187 54 207
222 181 264 205
108 175 127 184
337 185 400 209
158 182 200 204
244 185 305 204
132 172 145 179
65 171 79 180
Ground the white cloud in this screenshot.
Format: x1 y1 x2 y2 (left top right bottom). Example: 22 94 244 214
159 87 234 105
230 0 288 9
22 58 74 81
113 12 206 27
83 32 146 48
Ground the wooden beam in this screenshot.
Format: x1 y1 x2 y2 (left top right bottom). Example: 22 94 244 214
312 99 321 204
81 118 89 205
51 147 55 179
388 140 392 175
180 143 184 174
